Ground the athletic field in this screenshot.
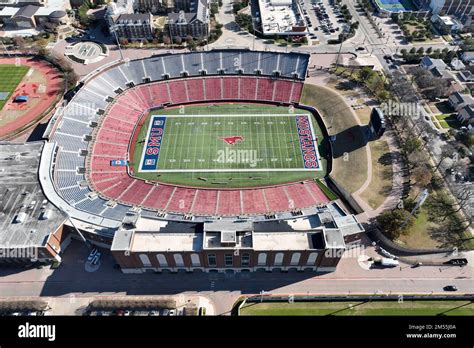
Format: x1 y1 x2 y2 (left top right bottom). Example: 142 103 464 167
374 0 416 12
0 65 29 110
131 104 328 188
240 300 474 316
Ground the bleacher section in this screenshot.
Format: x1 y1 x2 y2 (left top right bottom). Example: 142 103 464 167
49 50 315 222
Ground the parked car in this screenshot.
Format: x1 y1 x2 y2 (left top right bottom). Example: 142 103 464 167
443 285 458 291
448 258 468 266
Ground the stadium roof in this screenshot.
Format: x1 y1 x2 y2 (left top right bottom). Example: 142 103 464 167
0 142 66 247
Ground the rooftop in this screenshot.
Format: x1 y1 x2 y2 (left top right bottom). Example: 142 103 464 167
204 220 253 232
204 231 252 249
323 228 346 249
12 4 39 18
167 0 209 25
421 56 447 71
0 142 66 247
252 231 319 250
116 12 152 23
450 91 474 105
130 232 203 252
333 215 364 237
258 0 306 35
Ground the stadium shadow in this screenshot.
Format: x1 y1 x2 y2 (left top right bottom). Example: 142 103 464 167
37 240 324 297
26 122 48 142
331 125 369 159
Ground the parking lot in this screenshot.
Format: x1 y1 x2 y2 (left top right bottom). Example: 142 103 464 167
299 0 347 44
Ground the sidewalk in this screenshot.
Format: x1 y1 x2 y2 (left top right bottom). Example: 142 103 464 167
27 294 217 316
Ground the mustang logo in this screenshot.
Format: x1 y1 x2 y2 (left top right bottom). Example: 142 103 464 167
220 136 245 145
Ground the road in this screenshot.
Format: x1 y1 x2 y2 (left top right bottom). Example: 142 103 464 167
0 241 471 315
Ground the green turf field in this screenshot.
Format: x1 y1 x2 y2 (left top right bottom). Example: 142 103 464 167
131 104 328 188
0 65 29 110
240 300 474 316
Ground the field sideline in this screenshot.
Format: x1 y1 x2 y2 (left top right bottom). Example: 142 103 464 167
131 103 329 188
0 65 29 110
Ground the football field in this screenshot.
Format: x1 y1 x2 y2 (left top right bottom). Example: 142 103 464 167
139 113 322 172
0 65 29 110
132 104 328 188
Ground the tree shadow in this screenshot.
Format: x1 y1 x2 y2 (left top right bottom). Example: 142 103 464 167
436 301 473 316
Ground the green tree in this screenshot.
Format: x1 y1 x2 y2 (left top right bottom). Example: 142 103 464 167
377 209 415 239
358 66 373 83
402 137 422 155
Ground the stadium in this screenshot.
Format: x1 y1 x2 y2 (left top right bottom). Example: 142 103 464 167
3 49 367 273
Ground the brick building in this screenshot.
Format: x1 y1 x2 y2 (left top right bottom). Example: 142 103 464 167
166 0 209 39
110 216 361 273
111 12 154 40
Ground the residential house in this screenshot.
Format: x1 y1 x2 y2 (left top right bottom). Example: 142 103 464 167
457 104 474 125
448 91 474 110
420 56 447 71
458 70 474 82
450 58 466 71
461 51 474 64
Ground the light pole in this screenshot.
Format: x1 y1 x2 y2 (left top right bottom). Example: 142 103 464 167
168 21 174 54
1 40 10 57
334 26 349 72
112 28 124 61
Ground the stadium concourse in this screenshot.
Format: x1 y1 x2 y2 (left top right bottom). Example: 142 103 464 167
33 49 366 272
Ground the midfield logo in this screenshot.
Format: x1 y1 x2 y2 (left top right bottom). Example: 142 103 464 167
220 136 245 145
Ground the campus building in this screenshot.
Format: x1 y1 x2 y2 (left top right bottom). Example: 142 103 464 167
256 0 307 37
414 0 474 16
0 5 68 29
135 0 171 13
110 209 365 273
110 12 154 40
166 0 209 38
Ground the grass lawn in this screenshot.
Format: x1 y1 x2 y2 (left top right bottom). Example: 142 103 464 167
435 114 461 129
360 139 393 209
0 65 29 110
240 300 474 316
397 188 474 250
130 103 328 188
301 84 368 193
397 207 441 249
315 179 338 201
355 98 371 124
